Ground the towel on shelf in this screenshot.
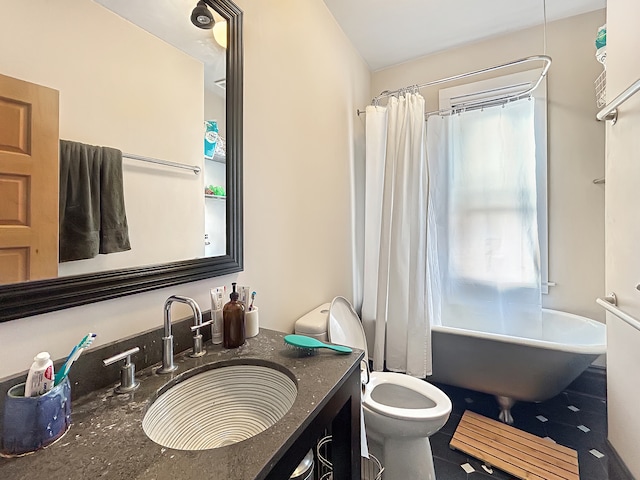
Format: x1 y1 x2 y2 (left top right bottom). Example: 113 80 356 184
59 140 131 262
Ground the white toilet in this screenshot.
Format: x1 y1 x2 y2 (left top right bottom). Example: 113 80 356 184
295 297 452 480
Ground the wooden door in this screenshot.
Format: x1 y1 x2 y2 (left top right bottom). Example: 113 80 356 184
0 73 59 284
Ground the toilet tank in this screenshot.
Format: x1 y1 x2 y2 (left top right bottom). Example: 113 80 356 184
294 303 331 342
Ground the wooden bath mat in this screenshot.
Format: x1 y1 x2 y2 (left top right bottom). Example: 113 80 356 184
450 410 579 480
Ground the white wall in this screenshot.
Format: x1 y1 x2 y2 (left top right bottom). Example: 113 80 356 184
372 10 606 323
236 0 369 329
0 0 206 276
604 0 640 476
0 0 371 379
205 89 227 137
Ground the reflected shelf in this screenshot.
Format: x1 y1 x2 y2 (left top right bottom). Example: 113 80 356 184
205 153 226 164
205 194 226 199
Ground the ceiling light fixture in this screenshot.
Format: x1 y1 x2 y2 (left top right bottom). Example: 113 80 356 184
191 0 214 30
212 20 227 49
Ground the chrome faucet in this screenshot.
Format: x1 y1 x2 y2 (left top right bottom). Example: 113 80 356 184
157 295 204 374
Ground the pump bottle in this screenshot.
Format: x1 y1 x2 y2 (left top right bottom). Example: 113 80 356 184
223 282 246 348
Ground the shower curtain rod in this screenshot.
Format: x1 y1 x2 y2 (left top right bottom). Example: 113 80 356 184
357 54 552 116
123 152 201 175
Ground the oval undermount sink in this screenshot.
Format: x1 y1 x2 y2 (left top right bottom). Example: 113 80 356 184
142 364 297 450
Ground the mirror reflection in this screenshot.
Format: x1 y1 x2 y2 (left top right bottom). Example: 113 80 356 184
0 0 228 285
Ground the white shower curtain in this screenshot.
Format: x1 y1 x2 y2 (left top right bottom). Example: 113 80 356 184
361 93 431 378
426 99 542 336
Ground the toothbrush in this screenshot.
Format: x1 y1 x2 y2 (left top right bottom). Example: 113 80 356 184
249 291 256 311
54 333 97 385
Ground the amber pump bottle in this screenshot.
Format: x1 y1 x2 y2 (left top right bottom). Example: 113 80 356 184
223 282 245 348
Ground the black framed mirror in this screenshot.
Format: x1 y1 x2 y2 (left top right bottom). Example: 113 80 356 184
0 0 243 322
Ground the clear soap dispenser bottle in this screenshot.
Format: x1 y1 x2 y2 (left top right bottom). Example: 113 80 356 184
223 282 245 348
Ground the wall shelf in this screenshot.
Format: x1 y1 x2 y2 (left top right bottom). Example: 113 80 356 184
205 153 226 164
205 194 226 200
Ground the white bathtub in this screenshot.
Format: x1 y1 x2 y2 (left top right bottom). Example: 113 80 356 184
427 308 606 423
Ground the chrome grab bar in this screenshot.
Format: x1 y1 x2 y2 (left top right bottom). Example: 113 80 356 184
596 78 640 124
597 294 640 333
602 292 618 306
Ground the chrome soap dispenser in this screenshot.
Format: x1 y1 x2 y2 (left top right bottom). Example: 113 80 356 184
223 282 245 348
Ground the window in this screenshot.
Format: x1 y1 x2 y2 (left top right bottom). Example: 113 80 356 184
437 69 549 293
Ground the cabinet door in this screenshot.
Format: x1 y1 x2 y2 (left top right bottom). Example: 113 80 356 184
0 73 59 284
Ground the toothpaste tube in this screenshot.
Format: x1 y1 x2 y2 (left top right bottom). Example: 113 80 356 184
237 285 251 308
210 286 225 344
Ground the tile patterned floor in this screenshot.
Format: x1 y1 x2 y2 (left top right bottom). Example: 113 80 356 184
429 379 630 480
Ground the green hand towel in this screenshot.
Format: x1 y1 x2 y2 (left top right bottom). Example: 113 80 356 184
59 140 131 262
99 146 131 255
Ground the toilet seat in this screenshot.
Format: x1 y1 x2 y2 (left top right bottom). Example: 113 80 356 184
326 296 451 480
328 296 450 421
363 371 451 421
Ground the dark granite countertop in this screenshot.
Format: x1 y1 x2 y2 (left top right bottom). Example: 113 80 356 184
0 329 363 479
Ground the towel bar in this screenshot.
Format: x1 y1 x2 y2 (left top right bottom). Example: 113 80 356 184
123 152 201 174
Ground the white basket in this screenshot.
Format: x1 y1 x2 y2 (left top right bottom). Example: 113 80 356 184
595 69 607 108
317 435 384 480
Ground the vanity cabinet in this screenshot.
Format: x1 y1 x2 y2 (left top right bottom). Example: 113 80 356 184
264 361 362 480
0 329 362 480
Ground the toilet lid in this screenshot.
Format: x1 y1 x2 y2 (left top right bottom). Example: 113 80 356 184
328 296 368 358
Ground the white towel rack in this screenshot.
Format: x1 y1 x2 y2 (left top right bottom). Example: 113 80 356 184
597 296 640 332
596 78 640 124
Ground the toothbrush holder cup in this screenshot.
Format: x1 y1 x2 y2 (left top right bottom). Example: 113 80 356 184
245 307 259 338
1 377 71 457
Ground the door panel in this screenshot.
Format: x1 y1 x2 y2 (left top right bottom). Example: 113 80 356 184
0 247 29 283
0 73 59 283
0 96 30 155
0 174 29 225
